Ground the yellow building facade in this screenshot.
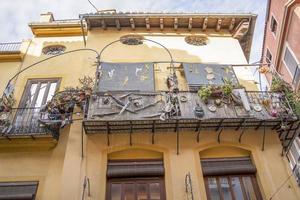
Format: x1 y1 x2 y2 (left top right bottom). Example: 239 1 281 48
0 11 300 200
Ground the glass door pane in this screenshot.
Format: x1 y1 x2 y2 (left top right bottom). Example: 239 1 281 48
46 82 57 102
137 183 148 200
242 177 257 200
111 183 122 200
123 183 135 200
220 177 233 200
207 177 221 200
231 177 244 200
149 183 161 200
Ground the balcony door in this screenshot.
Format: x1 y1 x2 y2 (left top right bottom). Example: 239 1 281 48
106 159 166 200
107 178 165 200
201 157 262 200
14 79 59 132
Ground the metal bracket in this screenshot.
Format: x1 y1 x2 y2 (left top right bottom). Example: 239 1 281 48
217 126 224 143
238 120 247 143
152 120 155 144
196 120 201 143
106 122 110 146
176 120 179 155
262 121 266 151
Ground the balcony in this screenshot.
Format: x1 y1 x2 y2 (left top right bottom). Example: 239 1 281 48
83 90 297 133
0 42 23 62
0 42 21 53
0 107 65 140
81 61 299 152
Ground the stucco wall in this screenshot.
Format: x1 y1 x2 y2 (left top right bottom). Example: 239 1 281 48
0 27 298 200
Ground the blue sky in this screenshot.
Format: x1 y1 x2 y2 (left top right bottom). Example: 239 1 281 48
0 0 267 62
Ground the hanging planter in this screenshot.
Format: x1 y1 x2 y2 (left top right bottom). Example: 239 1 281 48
258 65 269 74
42 76 95 126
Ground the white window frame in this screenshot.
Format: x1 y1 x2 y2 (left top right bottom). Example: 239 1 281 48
282 43 300 86
270 14 278 38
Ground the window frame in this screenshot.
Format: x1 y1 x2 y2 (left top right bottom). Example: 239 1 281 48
18 78 61 109
282 44 300 87
106 177 166 200
204 175 262 200
0 181 39 200
266 48 272 66
270 14 278 37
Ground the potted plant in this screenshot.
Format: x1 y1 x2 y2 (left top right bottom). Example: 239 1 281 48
198 86 212 104
222 78 233 97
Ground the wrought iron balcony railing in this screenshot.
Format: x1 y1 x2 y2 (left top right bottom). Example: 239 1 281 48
0 42 22 53
0 107 70 139
83 90 297 134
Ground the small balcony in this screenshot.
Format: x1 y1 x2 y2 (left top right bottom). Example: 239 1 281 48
81 61 299 152
0 42 23 62
83 90 297 134
0 107 65 140
0 42 22 53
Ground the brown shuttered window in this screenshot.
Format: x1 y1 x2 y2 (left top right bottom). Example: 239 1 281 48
0 181 38 200
201 157 256 176
106 159 166 200
107 159 164 178
201 157 262 200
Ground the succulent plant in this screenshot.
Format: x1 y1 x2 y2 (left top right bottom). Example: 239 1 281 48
198 86 212 103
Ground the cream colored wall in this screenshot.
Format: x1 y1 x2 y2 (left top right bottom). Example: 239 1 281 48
0 62 21 94
0 27 294 200
80 129 300 200
0 127 70 200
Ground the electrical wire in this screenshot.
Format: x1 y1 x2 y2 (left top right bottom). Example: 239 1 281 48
87 0 99 12
269 172 295 200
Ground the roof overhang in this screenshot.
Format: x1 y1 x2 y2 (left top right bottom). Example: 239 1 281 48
80 12 257 61
28 20 87 37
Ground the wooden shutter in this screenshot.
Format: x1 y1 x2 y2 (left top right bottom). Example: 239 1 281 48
107 160 164 178
0 181 38 200
201 157 256 176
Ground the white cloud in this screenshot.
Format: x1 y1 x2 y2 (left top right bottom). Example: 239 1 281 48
0 0 267 62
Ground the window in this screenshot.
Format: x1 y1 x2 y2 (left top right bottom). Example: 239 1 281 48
14 79 59 130
0 181 38 200
283 46 300 87
270 16 278 35
185 35 208 46
287 136 300 185
266 48 272 66
107 179 165 200
106 159 166 200
201 157 262 200
205 175 261 200
19 79 59 108
42 45 66 55
120 35 144 45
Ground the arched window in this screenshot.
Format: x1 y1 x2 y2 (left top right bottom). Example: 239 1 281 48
106 149 165 200
42 45 66 55
185 35 208 46
120 35 144 45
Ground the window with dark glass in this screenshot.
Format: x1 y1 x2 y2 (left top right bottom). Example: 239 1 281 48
283 47 300 87
287 136 300 185
106 159 166 200
270 16 277 35
201 157 262 200
14 79 59 129
266 48 272 66
0 181 38 200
